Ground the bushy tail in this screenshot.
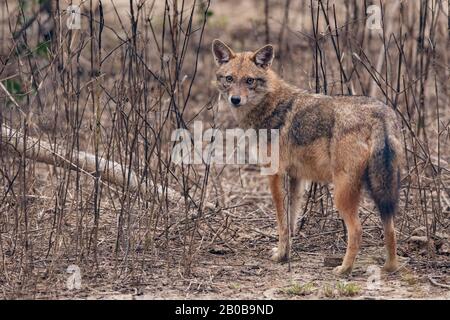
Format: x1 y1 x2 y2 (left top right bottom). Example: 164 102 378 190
364 123 401 222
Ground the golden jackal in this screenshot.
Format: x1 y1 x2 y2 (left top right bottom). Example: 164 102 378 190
212 39 402 275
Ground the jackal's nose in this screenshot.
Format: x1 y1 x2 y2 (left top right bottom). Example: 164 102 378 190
230 96 241 106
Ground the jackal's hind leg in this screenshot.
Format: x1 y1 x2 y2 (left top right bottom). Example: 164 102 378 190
382 217 400 272
332 174 362 276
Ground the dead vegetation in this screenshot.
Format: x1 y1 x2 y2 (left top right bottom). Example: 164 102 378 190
0 0 448 299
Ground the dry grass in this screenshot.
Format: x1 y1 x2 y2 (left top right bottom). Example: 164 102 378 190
0 0 448 299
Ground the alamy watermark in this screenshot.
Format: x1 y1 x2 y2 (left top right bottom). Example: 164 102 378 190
66 5 81 30
66 264 82 290
366 265 382 291
171 121 279 175
366 5 382 31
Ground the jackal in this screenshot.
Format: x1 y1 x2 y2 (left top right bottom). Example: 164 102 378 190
212 39 403 275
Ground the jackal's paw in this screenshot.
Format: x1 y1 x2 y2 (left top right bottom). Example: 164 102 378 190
271 247 289 263
382 260 400 273
332 265 353 277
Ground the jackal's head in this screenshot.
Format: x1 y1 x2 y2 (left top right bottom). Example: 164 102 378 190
212 39 274 109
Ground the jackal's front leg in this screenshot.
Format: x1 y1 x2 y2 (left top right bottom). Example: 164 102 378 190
268 174 289 262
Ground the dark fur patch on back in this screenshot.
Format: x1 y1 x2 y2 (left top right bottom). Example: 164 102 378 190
371 110 386 121
289 104 335 146
260 98 294 129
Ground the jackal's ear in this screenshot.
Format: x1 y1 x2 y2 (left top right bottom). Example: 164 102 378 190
212 39 235 66
252 44 274 69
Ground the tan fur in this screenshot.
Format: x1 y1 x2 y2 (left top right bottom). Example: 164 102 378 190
212 40 402 275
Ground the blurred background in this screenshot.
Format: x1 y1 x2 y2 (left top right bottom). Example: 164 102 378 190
0 0 448 299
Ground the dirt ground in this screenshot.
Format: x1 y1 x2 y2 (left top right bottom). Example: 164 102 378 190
8 165 445 300
78 250 450 300
0 0 449 300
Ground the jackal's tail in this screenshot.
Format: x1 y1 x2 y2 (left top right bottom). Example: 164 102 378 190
364 121 402 221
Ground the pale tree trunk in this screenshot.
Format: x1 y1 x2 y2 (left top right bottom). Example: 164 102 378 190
0 124 179 199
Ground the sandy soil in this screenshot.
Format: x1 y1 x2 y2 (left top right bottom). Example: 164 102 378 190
0 0 448 300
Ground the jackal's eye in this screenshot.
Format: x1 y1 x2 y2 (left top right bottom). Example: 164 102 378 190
225 75 233 83
246 77 255 85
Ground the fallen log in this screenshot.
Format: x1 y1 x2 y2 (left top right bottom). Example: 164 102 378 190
0 124 179 199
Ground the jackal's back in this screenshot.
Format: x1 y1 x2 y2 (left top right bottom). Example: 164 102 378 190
272 93 403 219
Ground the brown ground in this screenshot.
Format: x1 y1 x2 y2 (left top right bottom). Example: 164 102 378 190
0 0 448 300
4 165 446 300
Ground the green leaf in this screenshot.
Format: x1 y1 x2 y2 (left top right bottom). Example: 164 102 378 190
35 41 50 58
19 0 28 10
3 79 24 103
